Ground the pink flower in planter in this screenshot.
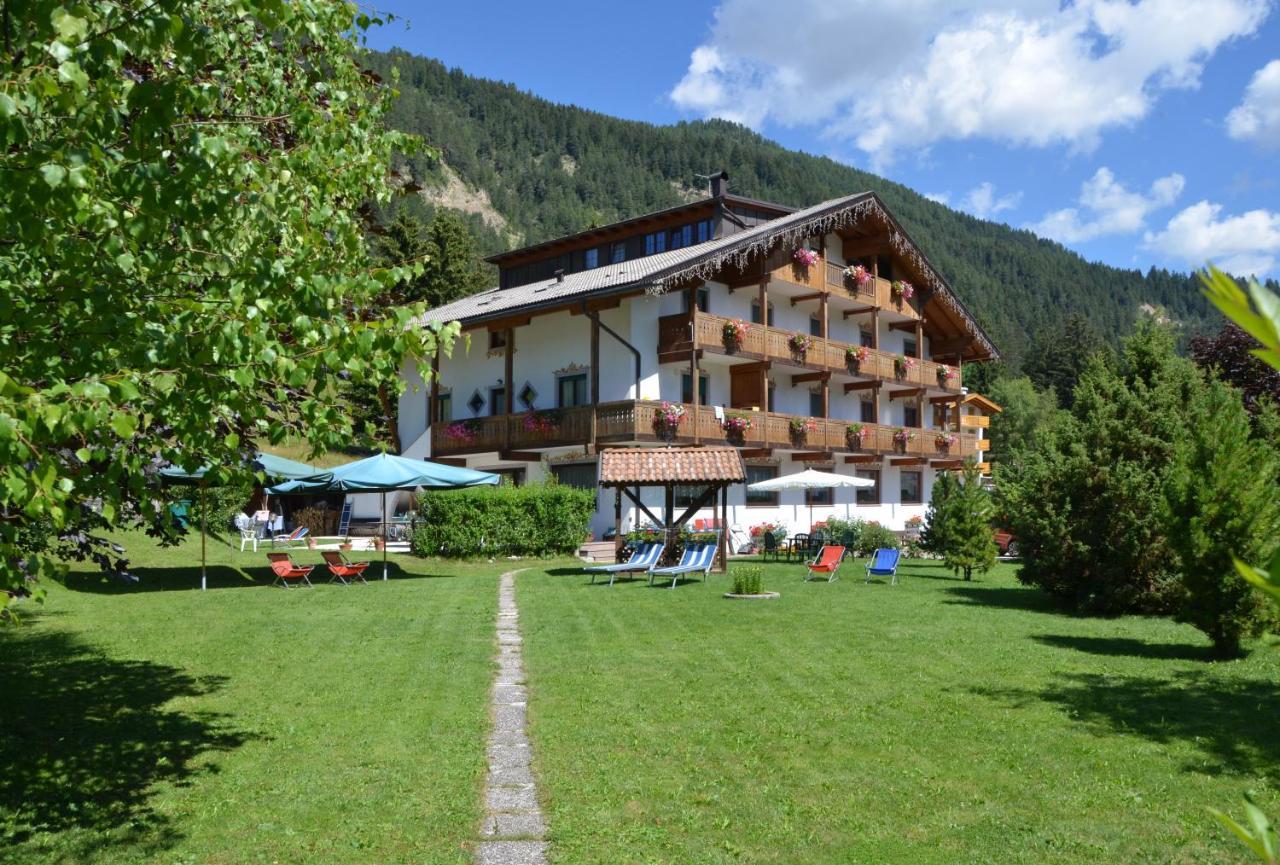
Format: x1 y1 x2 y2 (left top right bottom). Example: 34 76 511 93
793 248 820 268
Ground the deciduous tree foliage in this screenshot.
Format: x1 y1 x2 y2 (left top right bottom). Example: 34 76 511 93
0 0 458 613
1189 323 1280 418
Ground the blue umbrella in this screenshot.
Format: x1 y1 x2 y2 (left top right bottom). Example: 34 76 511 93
266 453 499 579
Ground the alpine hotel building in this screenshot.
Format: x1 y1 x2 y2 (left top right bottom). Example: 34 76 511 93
399 173 1001 539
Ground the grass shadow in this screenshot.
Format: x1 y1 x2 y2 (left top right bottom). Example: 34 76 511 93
942 585 1063 615
972 670 1280 775
63 559 457 594
0 625 256 858
1034 634 1214 662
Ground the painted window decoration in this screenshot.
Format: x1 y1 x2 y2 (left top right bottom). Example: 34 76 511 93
518 382 538 410
467 390 485 416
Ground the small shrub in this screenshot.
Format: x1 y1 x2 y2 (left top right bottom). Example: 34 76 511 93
189 479 254 535
857 523 899 556
731 567 763 595
412 481 595 558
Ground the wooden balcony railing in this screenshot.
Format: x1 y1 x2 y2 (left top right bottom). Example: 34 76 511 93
824 266 921 318
432 399 979 461
660 311 962 392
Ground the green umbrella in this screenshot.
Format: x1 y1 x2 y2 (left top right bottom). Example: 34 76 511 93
266 452 499 580
160 452 319 590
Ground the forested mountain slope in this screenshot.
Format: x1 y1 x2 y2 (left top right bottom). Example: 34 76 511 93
370 49 1224 361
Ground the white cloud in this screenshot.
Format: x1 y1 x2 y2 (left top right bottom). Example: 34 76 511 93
1227 59 1280 147
670 0 1269 165
963 182 1022 218
1144 201 1280 276
1029 167 1185 242
924 192 952 205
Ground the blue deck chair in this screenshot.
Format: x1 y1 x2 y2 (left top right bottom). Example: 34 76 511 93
864 548 901 584
648 536 720 589
585 542 665 586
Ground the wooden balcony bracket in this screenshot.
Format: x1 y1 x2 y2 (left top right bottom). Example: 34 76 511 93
888 387 926 400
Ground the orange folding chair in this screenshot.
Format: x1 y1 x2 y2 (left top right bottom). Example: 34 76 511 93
266 552 314 588
805 545 846 582
322 550 369 585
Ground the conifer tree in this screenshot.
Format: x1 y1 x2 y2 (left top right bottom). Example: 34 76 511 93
941 463 997 581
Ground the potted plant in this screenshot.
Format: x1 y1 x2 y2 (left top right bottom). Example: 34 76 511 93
789 416 817 445
522 408 563 435
935 432 958 452
788 332 813 360
443 418 482 444
339 540 352 551
891 279 915 302
845 344 869 370
653 401 687 441
892 427 916 453
722 319 749 353
724 566 779 600
843 263 872 288
846 422 869 448
721 412 754 443
937 365 958 386
894 355 916 379
792 247 819 268
372 535 385 551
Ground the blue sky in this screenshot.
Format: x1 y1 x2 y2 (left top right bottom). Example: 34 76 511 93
363 1 1280 277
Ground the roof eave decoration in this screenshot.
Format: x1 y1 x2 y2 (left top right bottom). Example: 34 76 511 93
645 193 1000 361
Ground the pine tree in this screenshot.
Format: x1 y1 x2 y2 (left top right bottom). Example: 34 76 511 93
943 463 997 581
920 469 957 557
1164 376 1280 657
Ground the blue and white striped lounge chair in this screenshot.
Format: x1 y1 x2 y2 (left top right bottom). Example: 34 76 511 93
864 548 901 585
585 542 665 586
648 536 719 589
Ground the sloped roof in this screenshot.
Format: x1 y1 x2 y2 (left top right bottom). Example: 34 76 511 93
598 447 746 486
417 191 999 359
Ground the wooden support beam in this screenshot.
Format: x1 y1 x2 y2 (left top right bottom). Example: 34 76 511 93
842 305 877 319
789 291 825 307
975 439 991 451
726 274 765 290
929 394 961 404
928 336 972 355
738 448 772 460
499 450 543 462
792 451 833 462
843 454 881 464
870 308 880 351
889 457 928 466
432 457 468 467
791 371 830 386
569 296 622 316
614 487 623 560
484 315 531 332
731 360 772 374
620 486 663 529
843 380 881 394
888 387 927 400
931 459 964 470
888 320 918 333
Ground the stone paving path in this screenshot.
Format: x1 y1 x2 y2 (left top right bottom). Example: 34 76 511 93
476 569 548 865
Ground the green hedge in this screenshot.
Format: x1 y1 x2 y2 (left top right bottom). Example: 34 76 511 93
411 482 596 558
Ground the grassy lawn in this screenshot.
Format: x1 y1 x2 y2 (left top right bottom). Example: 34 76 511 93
518 557 1280 865
2 532 503 865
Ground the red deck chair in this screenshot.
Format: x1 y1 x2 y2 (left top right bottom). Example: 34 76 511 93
266 552 314 588
805 545 846 582
322 550 369 585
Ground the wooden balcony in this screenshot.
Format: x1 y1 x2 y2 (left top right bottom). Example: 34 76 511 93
432 399 980 461
658 311 962 393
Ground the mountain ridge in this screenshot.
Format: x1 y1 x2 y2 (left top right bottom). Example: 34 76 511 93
370 48 1225 363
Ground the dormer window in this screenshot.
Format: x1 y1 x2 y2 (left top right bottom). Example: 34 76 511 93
584 248 599 270
644 231 666 255
611 242 626 264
